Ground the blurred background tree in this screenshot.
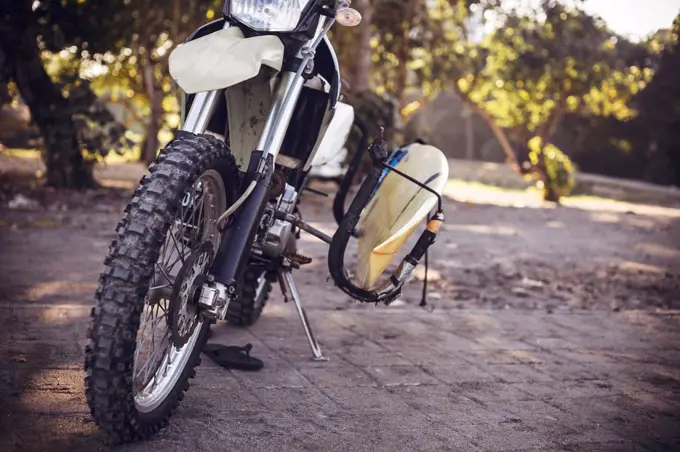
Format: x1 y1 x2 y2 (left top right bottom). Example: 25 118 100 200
0 0 221 188
1 0 94 188
63 0 225 164
634 15 680 187
1 0 678 195
415 0 653 201
332 0 670 201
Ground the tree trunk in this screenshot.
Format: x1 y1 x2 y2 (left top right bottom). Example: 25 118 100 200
141 60 163 164
470 103 521 172
0 77 11 105
0 2 93 189
353 0 374 93
395 2 417 110
464 106 474 160
542 184 559 202
170 0 181 100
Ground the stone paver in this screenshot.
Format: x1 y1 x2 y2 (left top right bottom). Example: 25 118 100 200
2 298 680 452
2 187 679 452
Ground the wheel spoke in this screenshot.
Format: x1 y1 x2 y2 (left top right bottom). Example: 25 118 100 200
165 250 183 275
193 192 206 243
134 300 171 388
168 230 186 266
158 232 172 268
149 283 172 291
139 310 168 330
132 169 226 412
178 199 189 256
156 263 174 285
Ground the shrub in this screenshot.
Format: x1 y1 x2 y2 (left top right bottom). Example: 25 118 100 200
524 136 576 202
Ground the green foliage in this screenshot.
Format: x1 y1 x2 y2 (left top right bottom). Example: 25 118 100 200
33 1 131 54
33 0 223 162
3 0 676 189
525 137 576 199
463 1 651 130
40 49 133 162
69 81 133 163
634 13 680 186
330 0 670 196
423 0 654 199
332 0 497 110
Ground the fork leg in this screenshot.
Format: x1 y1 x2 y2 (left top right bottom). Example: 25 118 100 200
279 270 327 361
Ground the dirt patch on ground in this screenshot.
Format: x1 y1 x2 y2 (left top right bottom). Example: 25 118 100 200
1 156 679 312
300 178 680 313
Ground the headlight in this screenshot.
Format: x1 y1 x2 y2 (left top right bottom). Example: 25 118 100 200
230 0 313 32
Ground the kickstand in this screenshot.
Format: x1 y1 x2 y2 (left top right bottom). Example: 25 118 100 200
279 270 328 361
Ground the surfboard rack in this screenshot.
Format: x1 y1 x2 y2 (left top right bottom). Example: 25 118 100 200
380 157 443 214
327 130 445 305
331 118 442 233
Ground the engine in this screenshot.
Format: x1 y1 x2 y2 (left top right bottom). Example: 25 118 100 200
255 183 299 259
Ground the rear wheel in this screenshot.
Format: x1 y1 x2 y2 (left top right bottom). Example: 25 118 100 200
84 133 238 444
225 266 272 326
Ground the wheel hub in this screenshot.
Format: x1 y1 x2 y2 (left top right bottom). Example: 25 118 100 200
168 242 214 348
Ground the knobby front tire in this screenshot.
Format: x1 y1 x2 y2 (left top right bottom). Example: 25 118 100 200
84 133 238 444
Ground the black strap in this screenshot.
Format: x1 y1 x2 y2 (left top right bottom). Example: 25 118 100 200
419 221 435 313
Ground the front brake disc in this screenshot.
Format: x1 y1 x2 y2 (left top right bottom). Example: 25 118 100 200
168 241 214 348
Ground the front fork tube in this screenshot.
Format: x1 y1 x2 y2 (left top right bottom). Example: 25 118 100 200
181 90 220 135
177 73 301 292
208 66 308 291
182 18 330 291
212 153 273 292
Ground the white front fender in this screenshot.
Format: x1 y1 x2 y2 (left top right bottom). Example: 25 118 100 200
169 27 284 94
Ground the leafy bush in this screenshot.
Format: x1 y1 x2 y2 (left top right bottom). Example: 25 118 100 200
524 136 576 201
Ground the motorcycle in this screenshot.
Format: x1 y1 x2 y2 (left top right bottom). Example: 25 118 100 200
84 0 449 444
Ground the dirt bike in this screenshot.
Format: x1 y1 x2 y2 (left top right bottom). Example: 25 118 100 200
84 0 448 444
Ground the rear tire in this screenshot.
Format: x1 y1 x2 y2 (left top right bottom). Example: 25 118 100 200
84 133 238 444
225 266 272 326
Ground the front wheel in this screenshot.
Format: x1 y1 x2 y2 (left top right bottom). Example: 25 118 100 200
84 133 238 444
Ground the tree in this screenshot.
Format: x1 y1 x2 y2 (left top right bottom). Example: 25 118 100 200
546 32 664 183
334 1 497 102
0 0 136 188
352 0 375 93
90 0 222 163
420 0 653 201
1 0 223 190
635 14 680 186
370 0 430 107
36 0 222 164
0 1 89 188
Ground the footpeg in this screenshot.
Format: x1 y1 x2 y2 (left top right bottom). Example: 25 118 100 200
278 270 327 361
286 252 313 267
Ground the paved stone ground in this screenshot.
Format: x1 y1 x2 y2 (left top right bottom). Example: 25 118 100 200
2 298 680 452
1 178 680 451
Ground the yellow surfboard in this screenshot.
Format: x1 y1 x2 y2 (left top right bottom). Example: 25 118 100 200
355 143 449 290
